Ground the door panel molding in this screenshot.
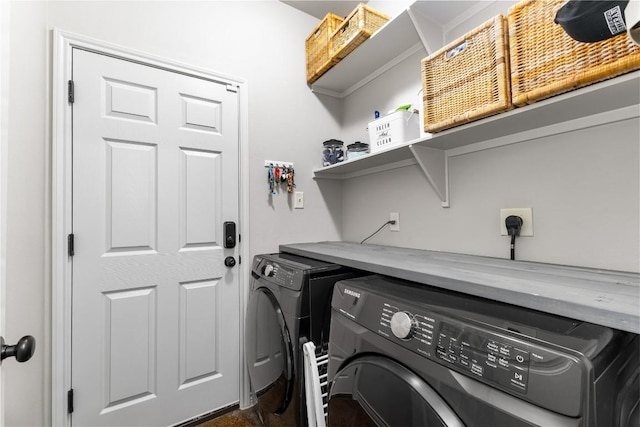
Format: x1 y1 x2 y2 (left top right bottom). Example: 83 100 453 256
52 29 250 427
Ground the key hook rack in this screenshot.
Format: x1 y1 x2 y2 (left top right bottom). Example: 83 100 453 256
264 160 294 169
265 160 296 195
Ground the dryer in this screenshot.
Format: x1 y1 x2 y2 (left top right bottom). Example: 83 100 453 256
245 253 360 426
327 275 639 427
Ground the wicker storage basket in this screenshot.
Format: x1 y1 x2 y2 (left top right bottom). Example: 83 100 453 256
306 13 344 84
509 0 640 106
330 3 389 60
421 15 512 133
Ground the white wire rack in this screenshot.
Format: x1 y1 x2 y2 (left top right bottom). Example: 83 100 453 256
303 341 329 427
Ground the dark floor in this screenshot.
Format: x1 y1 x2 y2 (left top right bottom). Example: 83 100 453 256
194 408 262 427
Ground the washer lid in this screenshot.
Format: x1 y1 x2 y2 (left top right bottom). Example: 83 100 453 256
261 252 343 273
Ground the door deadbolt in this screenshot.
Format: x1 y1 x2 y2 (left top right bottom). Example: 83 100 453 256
223 222 236 249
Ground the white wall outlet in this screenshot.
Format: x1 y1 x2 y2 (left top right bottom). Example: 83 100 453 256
390 212 400 232
500 208 533 236
294 191 304 209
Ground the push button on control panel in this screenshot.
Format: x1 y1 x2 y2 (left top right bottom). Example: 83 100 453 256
513 348 529 365
509 364 529 391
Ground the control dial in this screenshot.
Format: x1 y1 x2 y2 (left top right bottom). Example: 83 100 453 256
390 311 415 340
262 264 275 277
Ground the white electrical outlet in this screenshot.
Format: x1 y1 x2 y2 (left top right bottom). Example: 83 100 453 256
500 208 533 236
294 192 304 209
390 212 400 232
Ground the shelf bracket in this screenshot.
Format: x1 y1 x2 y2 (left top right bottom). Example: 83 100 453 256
409 145 449 208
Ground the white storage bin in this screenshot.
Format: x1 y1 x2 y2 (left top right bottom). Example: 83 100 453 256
368 110 420 153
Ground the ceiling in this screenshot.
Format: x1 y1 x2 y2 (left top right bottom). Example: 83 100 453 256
416 1 484 27
280 0 366 19
280 1 492 30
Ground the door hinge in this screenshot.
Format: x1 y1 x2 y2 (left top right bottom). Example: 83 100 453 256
238 234 241 243
68 80 75 104
68 234 75 257
239 255 242 265
226 84 238 93
67 388 74 414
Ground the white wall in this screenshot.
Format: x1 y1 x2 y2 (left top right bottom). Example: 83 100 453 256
4 1 343 425
342 118 640 271
5 2 49 426
341 49 425 146
0 0 10 424
339 3 640 273
3 1 639 425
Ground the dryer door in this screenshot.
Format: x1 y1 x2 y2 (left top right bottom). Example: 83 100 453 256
328 355 465 427
245 285 295 415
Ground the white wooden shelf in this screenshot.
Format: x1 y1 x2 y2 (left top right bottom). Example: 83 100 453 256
304 0 639 207
309 1 505 98
310 10 424 98
314 71 640 206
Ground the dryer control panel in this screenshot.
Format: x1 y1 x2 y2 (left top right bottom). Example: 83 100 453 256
252 256 300 290
380 302 530 392
333 280 586 416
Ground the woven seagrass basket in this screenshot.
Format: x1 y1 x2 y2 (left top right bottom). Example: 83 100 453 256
306 13 344 84
421 15 512 133
330 3 389 60
509 0 640 106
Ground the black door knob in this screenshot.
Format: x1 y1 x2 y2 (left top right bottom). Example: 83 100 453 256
224 256 236 267
1 335 36 363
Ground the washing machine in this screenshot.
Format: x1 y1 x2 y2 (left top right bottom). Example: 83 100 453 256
245 253 361 426
327 275 639 427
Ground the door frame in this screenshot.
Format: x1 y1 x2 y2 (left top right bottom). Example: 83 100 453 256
51 29 251 427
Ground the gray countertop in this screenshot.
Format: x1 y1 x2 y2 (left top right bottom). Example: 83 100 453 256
279 242 640 334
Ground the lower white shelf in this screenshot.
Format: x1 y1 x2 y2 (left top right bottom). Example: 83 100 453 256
314 144 418 179
313 71 640 207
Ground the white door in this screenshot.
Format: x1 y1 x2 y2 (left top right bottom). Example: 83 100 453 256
71 48 240 426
